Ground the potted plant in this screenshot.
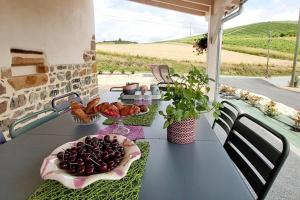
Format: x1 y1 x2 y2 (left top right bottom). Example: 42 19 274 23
159 68 222 144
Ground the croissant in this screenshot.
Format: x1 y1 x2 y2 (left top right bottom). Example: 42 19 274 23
95 102 110 113
85 97 100 114
112 102 124 110
72 108 91 123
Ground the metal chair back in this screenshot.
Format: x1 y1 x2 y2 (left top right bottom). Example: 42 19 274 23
0 131 6 144
224 113 289 199
212 100 240 134
9 108 59 138
51 92 82 112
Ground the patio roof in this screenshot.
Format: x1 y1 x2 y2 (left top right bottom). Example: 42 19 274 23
129 0 241 16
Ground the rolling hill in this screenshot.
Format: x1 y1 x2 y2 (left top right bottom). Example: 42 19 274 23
170 21 299 60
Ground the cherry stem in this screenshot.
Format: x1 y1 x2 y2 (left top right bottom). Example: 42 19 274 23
90 158 100 166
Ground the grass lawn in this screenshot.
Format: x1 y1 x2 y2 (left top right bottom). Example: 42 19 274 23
97 50 299 76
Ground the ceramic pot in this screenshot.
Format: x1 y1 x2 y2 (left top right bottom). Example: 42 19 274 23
150 84 160 95
123 83 139 95
167 118 196 144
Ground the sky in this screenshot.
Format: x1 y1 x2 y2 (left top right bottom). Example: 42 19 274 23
94 0 300 43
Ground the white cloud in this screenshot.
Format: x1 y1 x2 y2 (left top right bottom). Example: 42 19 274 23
94 0 300 43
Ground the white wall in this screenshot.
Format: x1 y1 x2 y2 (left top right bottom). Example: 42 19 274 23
0 0 95 67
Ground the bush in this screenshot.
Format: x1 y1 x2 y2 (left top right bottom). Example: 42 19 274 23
109 69 115 74
121 69 126 74
98 70 103 75
131 70 135 74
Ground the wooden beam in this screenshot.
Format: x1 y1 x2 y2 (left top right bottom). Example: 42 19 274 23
153 0 210 12
130 0 206 16
181 0 213 7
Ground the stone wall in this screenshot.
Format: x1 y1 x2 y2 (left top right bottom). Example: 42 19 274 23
0 48 98 139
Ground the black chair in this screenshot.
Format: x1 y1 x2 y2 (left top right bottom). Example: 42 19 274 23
0 131 6 144
224 113 289 200
212 100 240 134
51 92 82 112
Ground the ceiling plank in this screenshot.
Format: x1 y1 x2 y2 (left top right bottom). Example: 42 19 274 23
130 0 206 16
181 0 213 7
153 0 210 12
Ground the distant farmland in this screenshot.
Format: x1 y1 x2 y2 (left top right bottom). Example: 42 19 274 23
171 21 299 61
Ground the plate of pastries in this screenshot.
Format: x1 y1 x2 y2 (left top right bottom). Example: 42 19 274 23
70 98 150 124
96 102 148 119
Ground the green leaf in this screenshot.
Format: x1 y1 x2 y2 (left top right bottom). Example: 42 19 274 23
166 105 174 115
163 121 170 129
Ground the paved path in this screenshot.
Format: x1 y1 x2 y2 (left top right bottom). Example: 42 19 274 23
221 77 300 110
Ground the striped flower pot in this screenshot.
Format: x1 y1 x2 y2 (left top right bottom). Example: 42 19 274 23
167 118 196 144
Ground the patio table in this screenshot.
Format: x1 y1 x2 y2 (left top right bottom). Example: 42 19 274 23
0 92 253 200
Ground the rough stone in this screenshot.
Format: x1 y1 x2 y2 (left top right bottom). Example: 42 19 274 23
50 66 54 72
50 77 56 83
91 40 96 50
0 101 8 114
35 87 41 92
68 65 74 70
92 62 97 73
57 72 65 81
87 68 92 75
79 69 87 76
48 85 56 90
61 82 67 87
90 87 99 97
10 94 26 110
65 82 72 93
66 71 72 80
40 90 47 100
72 70 79 78
49 90 59 97
0 84 6 95
36 65 49 73
85 76 92 85
0 118 16 132
36 103 42 110
1 68 12 78
60 89 65 95
12 109 25 118
72 78 80 83
57 65 67 70
7 74 48 90
73 84 80 90
43 101 52 109
25 105 35 111
29 92 39 104
83 53 91 62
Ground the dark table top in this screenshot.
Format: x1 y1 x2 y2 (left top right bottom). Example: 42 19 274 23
0 92 253 200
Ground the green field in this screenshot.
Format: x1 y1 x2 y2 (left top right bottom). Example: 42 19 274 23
97 50 299 76
171 21 299 61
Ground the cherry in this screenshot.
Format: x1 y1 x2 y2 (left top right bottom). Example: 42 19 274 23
57 152 64 160
98 163 108 173
104 135 110 142
59 161 68 169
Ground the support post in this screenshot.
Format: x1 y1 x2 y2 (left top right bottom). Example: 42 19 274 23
206 0 224 101
290 10 300 87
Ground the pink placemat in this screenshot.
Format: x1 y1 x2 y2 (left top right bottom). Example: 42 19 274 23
96 125 144 140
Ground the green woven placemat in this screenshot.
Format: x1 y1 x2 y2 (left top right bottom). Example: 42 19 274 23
103 104 158 127
28 142 149 200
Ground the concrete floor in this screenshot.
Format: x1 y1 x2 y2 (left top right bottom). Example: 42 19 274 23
221 77 300 110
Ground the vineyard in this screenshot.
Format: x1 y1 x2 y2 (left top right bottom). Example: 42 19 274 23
171 21 299 60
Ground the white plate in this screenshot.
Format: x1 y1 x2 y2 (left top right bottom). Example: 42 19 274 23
40 134 141 189
136 108 150 116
